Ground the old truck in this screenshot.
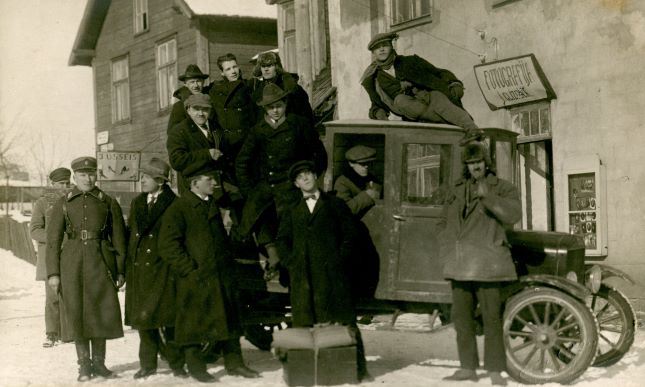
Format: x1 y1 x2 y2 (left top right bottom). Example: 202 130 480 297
236 119 636 384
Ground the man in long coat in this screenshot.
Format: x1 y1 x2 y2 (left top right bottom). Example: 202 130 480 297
30 167 71 348
276 160 368 380
124 158 185 379
46 157 126 382
440 142 521 385
158 163 259 383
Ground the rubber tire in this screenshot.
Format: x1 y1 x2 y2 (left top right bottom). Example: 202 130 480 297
503 287 598 384
589 285 636 367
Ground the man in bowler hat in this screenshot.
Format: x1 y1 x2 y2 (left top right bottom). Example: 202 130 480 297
360 32 483 143
124 158 186 379
30 167 71 348
168 64 210 132
158 163 259 382
46 156 127 382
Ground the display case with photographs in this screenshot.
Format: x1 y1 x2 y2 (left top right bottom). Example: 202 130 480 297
564 156 607 256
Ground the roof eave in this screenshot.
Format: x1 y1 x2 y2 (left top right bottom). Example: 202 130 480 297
68 0 111 67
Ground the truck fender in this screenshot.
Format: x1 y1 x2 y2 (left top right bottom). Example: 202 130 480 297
515 274 591 302
590 263 636 285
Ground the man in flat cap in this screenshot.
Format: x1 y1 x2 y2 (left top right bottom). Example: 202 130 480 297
158 163 259 382
30 167 71 348
276 160 369 381
236 83 327 279
360 32 483 144
124 158 185 379
46 156 127 382
167 64 210 132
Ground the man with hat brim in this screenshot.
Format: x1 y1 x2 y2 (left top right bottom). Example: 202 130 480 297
439 142 520 385
167 64 211 132
251 51 314 125
30 167 72 348
46 156 127 382
158 163 260 383
236 83 327 279
276 160 369 380
124 158 185 379
360 32 483 144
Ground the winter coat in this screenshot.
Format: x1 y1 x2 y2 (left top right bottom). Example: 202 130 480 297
361 54 464 120
158 191 241 345
235 114 327 236
334 171 377 219
46 186 126 342
277 192 358 326
30 189 68 280
440 174 522 282
124 184 177 330
251 72 314 125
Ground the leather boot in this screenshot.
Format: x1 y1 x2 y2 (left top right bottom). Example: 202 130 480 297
75 340 92 382
90 339 115 378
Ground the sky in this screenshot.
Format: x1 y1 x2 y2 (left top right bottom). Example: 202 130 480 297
0 0 94 185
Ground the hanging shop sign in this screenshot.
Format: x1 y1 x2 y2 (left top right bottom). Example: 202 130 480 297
97 151 140 181
473 54 556 110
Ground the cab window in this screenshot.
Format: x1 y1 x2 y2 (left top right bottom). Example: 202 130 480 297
402 143 451 205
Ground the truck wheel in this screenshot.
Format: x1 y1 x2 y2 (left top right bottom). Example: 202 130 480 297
588 285 636 367
503 287 598 384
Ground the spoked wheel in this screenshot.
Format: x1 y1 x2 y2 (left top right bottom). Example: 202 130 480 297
587 285 636 367
503 288 598 384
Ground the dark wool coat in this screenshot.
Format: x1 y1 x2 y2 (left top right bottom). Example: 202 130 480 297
276 193 358 326
46 186 126 342
30 189 68 280
440 174 522 282
361 54 464 119
124 184 177 330
235 114 327 236
158 191 241 346
251 72 314 125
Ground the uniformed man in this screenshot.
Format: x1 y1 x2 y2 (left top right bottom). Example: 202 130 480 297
30 167 71 348
46 156 127 382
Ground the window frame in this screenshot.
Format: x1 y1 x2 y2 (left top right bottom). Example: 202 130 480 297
389 0 433 31
279 1 297 72
401 142 452 206
156 37 177 112
111 55 131 124
133 0 149 35
511 101 552 144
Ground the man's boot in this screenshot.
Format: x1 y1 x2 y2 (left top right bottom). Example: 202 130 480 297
75 340 92 382
90 339 115 378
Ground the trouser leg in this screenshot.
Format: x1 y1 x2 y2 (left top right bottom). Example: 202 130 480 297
138 329 159 370
161 327 185 370
222 338 244 370
44 281 60 335
477 282 506 372
451 281 480 370
423 91 478 130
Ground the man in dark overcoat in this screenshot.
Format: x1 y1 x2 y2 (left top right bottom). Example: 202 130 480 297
124 158 185 379
46 156 126 382
276 160 368 380
30 167 71 348
167 64 210 132
158 163 259 383
440 142 521 385
236 83 327 272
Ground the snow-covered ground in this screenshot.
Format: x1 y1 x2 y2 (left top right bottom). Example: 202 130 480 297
1 246 644 386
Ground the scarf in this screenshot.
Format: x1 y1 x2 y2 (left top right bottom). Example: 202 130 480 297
359 49 398 84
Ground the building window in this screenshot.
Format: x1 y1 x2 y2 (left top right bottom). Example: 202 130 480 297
111 56 130 123
390 0 432 27
403 143 451 205
156 38 177 111
279 1 296 72
133 0 148 34
512 103 554 231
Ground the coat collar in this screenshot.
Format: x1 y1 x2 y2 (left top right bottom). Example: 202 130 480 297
133 184 176 233
258 114 298 137
454 173 500 187
67 186 105 201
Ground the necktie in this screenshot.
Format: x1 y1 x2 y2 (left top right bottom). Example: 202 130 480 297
147 195 156 211
304 194 317 201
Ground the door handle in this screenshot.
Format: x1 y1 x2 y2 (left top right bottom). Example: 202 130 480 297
392 214 406 221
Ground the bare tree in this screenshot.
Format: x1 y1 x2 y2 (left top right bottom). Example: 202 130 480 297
28 133 63 186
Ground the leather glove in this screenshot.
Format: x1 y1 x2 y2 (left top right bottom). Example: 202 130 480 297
48 276 60 294
449 83 464 99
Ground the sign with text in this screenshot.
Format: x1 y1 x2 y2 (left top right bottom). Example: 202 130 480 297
474 54 556 110
96 131 109 145
97 151 140 181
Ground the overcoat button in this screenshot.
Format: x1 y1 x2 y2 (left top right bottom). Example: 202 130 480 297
135 233 139 237
146 249 151 254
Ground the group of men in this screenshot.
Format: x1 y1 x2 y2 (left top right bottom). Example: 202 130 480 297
31 32 519 385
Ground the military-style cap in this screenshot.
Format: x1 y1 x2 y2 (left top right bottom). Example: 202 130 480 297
139 157 170 181
178 64 209 81
288 160 315 181
184 93 212 109
461 142 491 165
346 145 377 163
182 163 218 179
368 32 398 51
49 167 71 183
257 83 289 107
71 156 97 172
